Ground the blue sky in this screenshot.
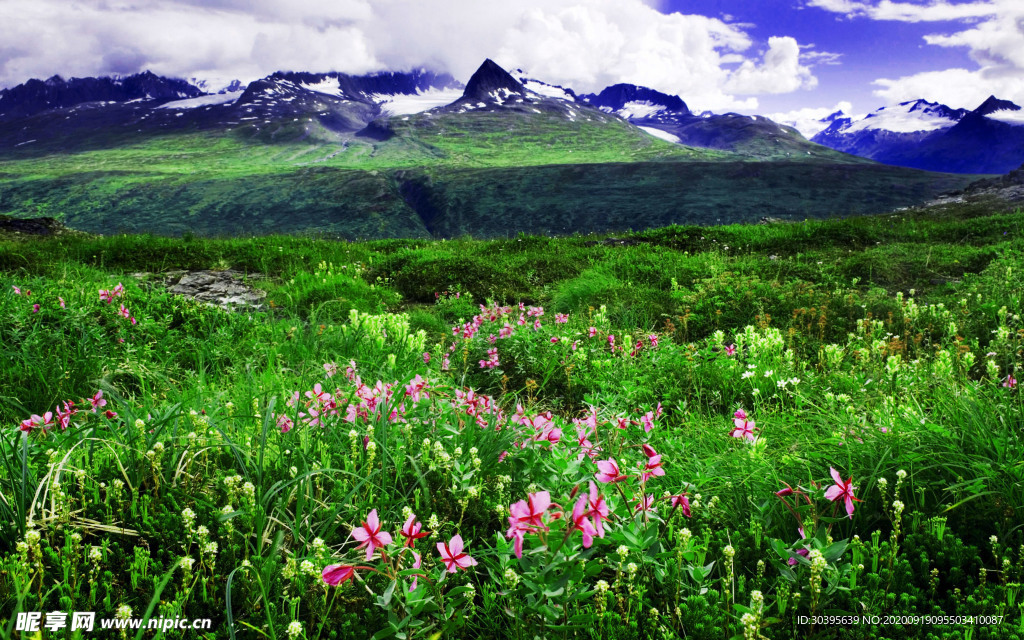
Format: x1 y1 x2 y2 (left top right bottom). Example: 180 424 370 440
1 0 1021 132
655 0 1024 131
665 0 978 110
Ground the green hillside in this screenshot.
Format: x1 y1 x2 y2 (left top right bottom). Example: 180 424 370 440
0 105 977 237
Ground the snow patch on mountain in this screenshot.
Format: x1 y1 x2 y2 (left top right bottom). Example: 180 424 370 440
986 109 1024 125
521 80 573 102
845 110 953 134
837 100 962 135
767 102 854 138
611 101 669 119
157 91 243 110
375 88 464 115
638 126 680 143
300 78 344 97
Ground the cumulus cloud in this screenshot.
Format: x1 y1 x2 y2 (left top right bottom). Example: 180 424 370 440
725 37 817 95
809 0 1024 107
768 101 856 137
0 0 825 112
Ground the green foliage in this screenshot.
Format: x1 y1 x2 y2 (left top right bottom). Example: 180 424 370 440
1 205 1023 638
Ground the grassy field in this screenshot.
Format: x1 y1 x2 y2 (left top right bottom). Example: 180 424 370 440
1 201 1022 638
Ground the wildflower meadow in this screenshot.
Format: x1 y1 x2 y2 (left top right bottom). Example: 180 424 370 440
1 209 1023 639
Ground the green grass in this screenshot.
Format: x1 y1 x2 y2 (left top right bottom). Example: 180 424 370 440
1 203 1023 638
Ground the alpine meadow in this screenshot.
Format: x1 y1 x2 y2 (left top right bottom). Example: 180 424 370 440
2 4 1024 639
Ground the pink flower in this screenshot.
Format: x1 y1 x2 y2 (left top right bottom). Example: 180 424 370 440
1004 375 1018 389
104 410 118 419
648 334 659 348
401 514 429 548
422 352 431 364
725 344 737 356
730 416 756 441
570 495 598 548
322 564 356 586
352 509 393 560
555 313 569 324
585 482 610 536
607 334 615 346
58 297 65 309
670 493 691 517
550 336 559 343
324 362 338 378
305 383 330 405
823 467 860 519
734 408 747 420
640 455 665 482
640 411 656 433
118 304 130 319
634 494 656 513
20 412 53 432
595 458 627 483
89 390 106 412
506 491 551 558
588 327 597 338
437 535 477 573
276 414 293 434
56 401 76 431
11 285 21 295
32 304 39 313
405 375 429 403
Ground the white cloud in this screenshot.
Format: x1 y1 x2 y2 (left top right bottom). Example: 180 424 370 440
873 68 1024 108
0 0 824 112
809 0 1024 107
768 101 855 137
724 37 817 95
807 0 999 23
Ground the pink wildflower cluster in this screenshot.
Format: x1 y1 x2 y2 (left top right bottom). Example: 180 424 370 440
278 362 425 433
479 348 499 369
322 509 475 591
19 391 115 433
99 283 125 304
505 484 611 557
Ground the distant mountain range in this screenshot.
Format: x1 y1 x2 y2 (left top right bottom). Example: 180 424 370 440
810 96 1024 174
0 60 988 238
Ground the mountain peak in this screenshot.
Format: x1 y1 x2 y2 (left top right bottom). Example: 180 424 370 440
581 84 689 116
974 95 1020 116
461 59 526 102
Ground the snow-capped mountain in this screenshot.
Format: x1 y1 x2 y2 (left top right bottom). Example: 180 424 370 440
812 96 1024 174
0 71 204 119
0 68 465 149
579 83 826 157
437 59 590 121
